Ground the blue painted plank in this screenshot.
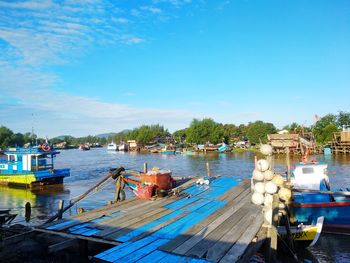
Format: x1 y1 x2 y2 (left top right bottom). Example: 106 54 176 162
70 227 91 235
182 199 212 212
82 228 100 236
164 197 199 210
117 238 169 263
116 210 184 242
46 219 78 230
135 250 168 263
99 236 157 261
183 185 210 196
68 222 91 232
164 201 226 239
95 243 130 259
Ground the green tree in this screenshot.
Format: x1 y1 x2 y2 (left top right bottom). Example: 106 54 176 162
246 121 276 144
313 114 338 143
337 111 350 128
186 118 225 144
173 129 187 143
0 126 14 149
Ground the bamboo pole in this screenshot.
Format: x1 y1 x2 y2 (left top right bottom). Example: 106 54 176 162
45 167 125 223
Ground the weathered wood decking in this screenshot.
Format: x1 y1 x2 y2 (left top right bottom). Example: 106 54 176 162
34 177 265 262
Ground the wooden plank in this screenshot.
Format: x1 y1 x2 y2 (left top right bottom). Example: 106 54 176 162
184 204 252 258
115 210 188 243
47 238 77 253
159 188 251 253
171 195 251 255
236 226 267 263
220 212 264 262
94 207 170 238
216 179 250 201
41 198 143 231
33 228 121 246
206 208 261 262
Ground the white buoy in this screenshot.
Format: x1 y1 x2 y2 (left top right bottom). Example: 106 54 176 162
278 187 292 202
254 182 266 194
252 169 265 181
256 159 269 172
265 181 278 194
264 194 273 207
252 192 264 205
260 144 273 156
263 170 274 181
272 174 284 187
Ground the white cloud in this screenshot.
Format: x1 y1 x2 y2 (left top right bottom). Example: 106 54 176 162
0 0 199 136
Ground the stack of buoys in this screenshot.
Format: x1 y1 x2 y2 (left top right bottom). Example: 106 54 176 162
251 144 292 225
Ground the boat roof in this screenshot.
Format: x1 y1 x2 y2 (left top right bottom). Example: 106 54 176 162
296 161 327 166
4 147 60 155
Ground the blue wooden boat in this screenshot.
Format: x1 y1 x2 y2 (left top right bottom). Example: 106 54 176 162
291 160 350 234
0 145 70 187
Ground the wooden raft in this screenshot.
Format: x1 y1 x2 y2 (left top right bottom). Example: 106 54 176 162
35 177 265 262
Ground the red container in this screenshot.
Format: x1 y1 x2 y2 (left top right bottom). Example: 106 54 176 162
140 170 173 190
136 185 154 199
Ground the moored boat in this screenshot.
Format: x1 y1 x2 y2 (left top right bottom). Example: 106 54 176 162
278 216 324 248
290 156 350 234
114 169 175 199
0 145 70 187
107 141 117 151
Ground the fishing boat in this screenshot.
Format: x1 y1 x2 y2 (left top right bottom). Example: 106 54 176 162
278 216 324 248
159 146 175 155
79 144 90 151
0 145 70 187
290 155 350 234
107 141 117 151
114 169 175 199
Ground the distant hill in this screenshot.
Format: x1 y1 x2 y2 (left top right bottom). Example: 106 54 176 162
51 135 74 140
95 133 117 139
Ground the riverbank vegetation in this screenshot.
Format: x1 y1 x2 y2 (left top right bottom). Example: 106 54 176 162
1 111 349 149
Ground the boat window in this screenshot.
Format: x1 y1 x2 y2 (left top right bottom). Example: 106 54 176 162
302 167 314 174
9 155 15 162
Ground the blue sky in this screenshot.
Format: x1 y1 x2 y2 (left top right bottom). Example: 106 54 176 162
0 0 349 137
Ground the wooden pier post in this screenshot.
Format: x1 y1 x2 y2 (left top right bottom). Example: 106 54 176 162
25 202 31 222
206 162 211 177
286 147 291 182
143 162 148 173
57 200 64 220
266 194 279 263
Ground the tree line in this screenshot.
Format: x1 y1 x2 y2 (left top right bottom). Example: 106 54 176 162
1 111 349 149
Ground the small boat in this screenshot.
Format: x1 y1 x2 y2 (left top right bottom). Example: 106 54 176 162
115 169 175 199
290 153 350 234
278 216 324 248
0 145 70 187
159 146 175 155
107 141 117 151
218 143 229 152
79 144 90 151
118 143 129 152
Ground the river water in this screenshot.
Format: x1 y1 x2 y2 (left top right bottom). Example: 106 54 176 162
0 148 349 262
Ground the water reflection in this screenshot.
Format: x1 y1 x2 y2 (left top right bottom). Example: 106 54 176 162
0 185 69 224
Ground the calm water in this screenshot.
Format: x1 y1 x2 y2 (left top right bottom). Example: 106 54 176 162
0 148 349 262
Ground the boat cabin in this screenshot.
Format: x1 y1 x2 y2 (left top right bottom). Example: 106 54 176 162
0 146 58 174
292 162 329 191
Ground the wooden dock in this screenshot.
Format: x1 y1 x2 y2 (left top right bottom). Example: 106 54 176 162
34 177 266 262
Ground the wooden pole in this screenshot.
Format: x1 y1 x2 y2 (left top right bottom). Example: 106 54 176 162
143 162 148 173
286 147 291 182
45 167 125 223
25 202 31 222
57 200 64 220
266 194 279 263
206 162 211 177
